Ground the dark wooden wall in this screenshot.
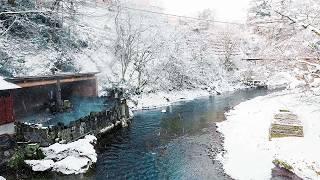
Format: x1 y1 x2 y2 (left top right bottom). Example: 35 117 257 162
70 79 98 97
0 91 14 125
12 79 98 119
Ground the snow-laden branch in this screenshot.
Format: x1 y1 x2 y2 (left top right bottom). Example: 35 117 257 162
274 10 320 37
1 16 17 36
298 60 320 69
0 10 52 16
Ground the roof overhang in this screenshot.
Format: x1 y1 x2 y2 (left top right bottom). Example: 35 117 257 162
4 72 99 88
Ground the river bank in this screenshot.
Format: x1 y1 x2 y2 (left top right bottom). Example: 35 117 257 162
1 88 275 179
92 88 274 179
128 86 248 111
217 89 320 179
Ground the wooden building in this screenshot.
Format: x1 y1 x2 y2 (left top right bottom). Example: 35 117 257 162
0 73 98 126
0 78 20 126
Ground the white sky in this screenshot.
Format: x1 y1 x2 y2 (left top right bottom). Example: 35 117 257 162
160 0 251 23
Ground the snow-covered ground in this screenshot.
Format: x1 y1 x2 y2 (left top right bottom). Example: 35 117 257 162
217 89 320 179
0 122 15 135
266 72 298 89
25 135 97 175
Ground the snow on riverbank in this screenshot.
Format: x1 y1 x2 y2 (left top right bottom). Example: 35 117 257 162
128 84 246 111
127 71 299 112
25 135 97 175
217 90 320 179
128 89 211 110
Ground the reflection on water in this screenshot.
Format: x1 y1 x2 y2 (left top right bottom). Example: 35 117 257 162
93 88 273 180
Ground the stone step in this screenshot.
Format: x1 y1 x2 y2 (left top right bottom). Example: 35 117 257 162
270 111 304 139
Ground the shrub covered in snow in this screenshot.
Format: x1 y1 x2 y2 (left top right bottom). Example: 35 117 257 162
0 0 87 77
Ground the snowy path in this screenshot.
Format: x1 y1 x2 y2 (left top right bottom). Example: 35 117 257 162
217 90 320 179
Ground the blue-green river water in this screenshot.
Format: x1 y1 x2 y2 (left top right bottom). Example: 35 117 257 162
91 88 272 180
6 88 273 180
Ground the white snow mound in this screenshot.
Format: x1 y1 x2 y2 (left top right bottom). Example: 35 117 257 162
25 135 97 175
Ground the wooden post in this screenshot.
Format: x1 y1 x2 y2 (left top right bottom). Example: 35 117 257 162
56 78 62 111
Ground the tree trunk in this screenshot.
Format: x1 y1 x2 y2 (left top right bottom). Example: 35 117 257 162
56 78 63 112
8 0 15 5
136 70 142 94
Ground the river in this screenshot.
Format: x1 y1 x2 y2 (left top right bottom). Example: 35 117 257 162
91 88 273 180
6 88 273 180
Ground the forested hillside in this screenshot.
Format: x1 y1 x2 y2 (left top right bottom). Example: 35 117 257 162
1 0 319 95
1 0 320 179
247 0 320 90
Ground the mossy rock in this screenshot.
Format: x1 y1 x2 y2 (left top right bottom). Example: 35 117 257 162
273 159 293 171
25 144 45 160
8 144 45 170
270 111 303 139
8 148 26 170
270 124 304 139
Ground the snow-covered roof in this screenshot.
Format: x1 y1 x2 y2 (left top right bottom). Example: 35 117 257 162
0 76 21 91
5 72 99 84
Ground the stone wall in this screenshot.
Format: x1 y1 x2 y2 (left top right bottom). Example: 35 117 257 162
15 99 130 146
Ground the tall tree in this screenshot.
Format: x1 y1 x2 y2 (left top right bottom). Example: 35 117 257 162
8 0 15 5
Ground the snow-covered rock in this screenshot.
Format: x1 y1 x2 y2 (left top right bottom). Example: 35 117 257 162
52 156 92 175
311 78 320 88
99 124 115 134
121 119 128 127
0 122 15 135
129 109 134 118
25 160 55 172
217 91 320 180
43 135 97 162
312 87 320 96
25 135 97 175
288 79 306 89
266 72 295 89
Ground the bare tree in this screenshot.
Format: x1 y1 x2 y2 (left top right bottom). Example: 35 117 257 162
132 35 162 93
197 9 214 30
213 30 240 71
274 10 320 37
113 2 161 88
114 4 137 82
